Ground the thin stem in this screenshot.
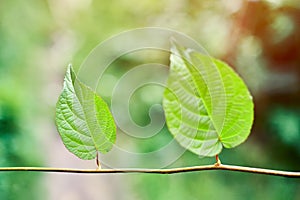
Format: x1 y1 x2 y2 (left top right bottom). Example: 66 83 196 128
215 155 221 166
96 152 101 170
0 164 299 178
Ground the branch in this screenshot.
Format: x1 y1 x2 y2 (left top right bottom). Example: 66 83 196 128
0 164 299 178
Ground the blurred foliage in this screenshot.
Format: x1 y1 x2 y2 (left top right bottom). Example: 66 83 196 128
0 103 43 200
268 106 300 154
0 0 299 199
132 172 299 200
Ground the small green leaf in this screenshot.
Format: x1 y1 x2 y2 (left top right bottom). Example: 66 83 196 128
56 65 116 160
163 42 254 157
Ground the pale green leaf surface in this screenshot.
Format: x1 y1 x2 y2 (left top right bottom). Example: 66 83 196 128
56 66 116 160
163 43 254 157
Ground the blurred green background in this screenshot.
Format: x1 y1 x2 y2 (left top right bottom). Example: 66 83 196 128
0 0 299 199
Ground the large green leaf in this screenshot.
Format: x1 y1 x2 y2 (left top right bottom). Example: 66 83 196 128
163 43 254 157
56 65 116 160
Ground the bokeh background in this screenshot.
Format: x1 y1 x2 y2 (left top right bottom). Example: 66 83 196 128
0 0 299 199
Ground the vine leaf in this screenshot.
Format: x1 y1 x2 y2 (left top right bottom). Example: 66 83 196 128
55 65 116 160
163 42 254 157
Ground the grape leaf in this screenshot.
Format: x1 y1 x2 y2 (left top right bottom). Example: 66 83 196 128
163 42 254 157
55 65 116 160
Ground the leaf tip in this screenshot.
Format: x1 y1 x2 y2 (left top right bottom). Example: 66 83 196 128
65 64 77 85
169 38 181 55
66 63 73 74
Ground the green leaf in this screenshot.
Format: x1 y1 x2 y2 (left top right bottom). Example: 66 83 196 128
55 65 116 160
163 42 254 157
